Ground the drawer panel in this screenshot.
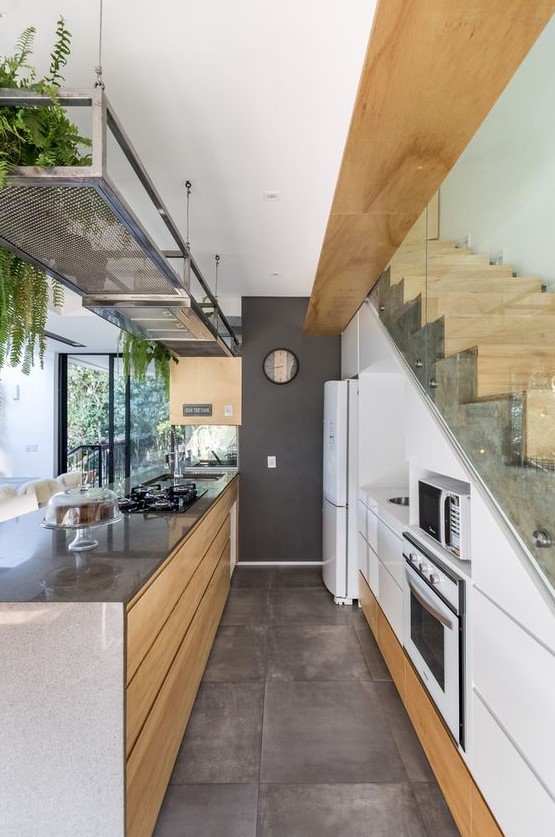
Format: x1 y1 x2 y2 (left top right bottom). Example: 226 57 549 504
366 506 378 552
377 519 403 588
126 543 230 837
127 484 235 681
377 561 403 641
126 517 230 755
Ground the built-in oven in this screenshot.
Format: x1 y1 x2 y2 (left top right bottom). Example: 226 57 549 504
402 532 466 749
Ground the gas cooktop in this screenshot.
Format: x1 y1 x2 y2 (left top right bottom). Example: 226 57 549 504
118 482 207 514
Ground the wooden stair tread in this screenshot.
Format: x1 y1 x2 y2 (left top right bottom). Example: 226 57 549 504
475 345 555 399
425 287 542 325
443 312 555 355
390 263 514 284
402 275 541 303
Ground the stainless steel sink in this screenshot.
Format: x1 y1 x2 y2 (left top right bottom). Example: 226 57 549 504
151 472 226 483
387 496 409 506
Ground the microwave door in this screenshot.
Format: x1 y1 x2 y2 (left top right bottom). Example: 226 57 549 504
418 482 442 543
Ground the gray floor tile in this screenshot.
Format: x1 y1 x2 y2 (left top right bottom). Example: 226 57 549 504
412 782 461 836
232 566 273 588
355 623 393 681
257 783 429 837
154 784 258 837
267 625 371 681
260 681 407 783
203 626 267 682
220 588 271 625
375 681 435 782
268 588 356 625
170 683 264 783
269 565 324 588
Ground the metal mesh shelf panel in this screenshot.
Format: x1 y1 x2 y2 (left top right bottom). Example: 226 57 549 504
0 184 183 296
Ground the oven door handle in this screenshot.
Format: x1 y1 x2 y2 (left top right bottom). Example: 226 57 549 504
406 574 454 629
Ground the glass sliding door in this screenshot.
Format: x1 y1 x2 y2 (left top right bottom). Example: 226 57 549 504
61 354 170 488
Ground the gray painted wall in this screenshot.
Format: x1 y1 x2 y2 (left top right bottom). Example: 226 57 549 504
239 297 341 562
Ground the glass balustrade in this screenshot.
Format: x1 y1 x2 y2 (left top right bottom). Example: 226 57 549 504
370 16 555 592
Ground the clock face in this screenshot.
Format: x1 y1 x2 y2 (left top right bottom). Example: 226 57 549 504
263 348 299 384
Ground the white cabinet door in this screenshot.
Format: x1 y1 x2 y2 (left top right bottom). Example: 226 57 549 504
378 562 403 640
472 693 555 837
357 500 367 540
377 519 403 588
366 506 378 552
472 590 555 796
367 543 380 598
358 531 368 582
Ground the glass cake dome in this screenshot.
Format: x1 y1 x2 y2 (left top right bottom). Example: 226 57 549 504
42 483 122 551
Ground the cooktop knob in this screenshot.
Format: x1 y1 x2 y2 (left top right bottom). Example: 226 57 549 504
429 572 441 585
418 561 428 573
409 552 418 564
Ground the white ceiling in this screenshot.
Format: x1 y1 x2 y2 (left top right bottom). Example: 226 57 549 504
2 0 377 350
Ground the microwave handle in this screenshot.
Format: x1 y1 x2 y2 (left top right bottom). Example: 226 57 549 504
406 573 454 629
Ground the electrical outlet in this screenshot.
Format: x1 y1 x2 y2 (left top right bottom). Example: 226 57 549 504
263 191 280 201
460 233 471 249
25 444 38 453
492 249 506 266
267 455 276 468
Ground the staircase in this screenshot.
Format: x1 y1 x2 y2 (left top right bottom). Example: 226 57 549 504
372 238 555 587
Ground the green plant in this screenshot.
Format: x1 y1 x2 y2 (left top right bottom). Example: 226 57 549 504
118 331 178 391
0 16 91 373
0 16 91 185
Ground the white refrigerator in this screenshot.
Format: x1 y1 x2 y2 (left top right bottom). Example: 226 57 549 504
322 379 359 603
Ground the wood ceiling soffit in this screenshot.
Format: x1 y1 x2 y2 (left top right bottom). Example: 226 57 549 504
305 0 555 336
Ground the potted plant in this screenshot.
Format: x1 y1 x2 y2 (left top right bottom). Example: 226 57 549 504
0 16 92 373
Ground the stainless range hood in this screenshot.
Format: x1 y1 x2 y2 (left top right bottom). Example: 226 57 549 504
0 87 239 357
83 294 232 356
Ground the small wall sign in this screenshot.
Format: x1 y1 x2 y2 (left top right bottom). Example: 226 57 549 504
182 404 213 417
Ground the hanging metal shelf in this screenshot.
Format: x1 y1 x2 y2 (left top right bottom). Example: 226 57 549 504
0 87 239 356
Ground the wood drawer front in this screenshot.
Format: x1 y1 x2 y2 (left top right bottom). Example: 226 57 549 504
405 661 472 836
127 483 236 681
127 543 230 837
126 517 230 756
376 601 405 701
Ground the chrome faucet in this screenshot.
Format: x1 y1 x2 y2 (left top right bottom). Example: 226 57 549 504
169 426 184 480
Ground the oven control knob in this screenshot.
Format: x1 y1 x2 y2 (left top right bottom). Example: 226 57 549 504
429 572 441 585
409 552 418 564
418 562 428 573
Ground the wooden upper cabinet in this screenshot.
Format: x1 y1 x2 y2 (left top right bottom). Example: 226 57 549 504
169 357 242 425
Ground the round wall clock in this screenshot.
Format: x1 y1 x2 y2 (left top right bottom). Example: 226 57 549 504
263 348 299 384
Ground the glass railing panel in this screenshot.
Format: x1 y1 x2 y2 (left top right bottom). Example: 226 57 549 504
370 203 431 391
373 17 555 591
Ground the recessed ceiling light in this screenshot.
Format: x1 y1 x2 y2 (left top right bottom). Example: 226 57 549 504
270 272 280 277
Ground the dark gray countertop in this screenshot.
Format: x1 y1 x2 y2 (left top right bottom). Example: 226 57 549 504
0 473 238 605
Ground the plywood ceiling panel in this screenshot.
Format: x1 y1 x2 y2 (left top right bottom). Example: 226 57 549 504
305 0 555 335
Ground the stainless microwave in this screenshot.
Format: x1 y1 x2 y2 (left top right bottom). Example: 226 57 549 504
418 475 471 560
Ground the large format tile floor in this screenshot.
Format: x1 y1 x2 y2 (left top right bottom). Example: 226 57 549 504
153 565 460 836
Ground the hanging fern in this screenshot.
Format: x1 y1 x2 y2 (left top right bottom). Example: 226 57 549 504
0 249 55 373
118 331 178 391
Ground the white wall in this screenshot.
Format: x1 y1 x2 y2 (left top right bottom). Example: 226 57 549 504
440 15 555 288
0 353 57 478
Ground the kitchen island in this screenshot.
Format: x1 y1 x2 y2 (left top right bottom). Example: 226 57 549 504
0 472 238 837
